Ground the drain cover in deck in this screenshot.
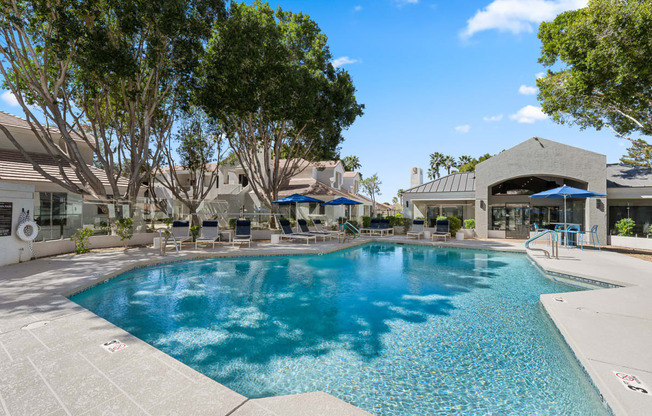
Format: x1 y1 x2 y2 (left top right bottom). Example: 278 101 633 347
101 339 128 353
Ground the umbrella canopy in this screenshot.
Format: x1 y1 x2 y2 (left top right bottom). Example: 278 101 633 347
530 185 607 236
529 185 606 199
273 193 323 204
322 197 363 206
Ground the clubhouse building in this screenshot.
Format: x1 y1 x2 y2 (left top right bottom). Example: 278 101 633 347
403 137 652 243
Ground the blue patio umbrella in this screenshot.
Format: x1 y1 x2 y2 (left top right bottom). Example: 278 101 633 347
273 194 323 229
322 197 363 221
529 185 607 231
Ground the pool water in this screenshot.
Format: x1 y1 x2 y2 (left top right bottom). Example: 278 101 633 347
71 243 607 415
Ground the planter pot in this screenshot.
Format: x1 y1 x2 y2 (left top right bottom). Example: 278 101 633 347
456 232 464 241
462 229 475 238
609 235 652 251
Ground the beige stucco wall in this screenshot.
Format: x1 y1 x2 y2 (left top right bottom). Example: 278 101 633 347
474 137 607 242
0 182 35 266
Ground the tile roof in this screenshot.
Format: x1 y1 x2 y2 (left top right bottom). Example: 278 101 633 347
0 110 95 143
0 150 129 188
403 172 476 194
343 171 359 178
607 164 652 188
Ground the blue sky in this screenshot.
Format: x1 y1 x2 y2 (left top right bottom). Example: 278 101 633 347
0 0 626 202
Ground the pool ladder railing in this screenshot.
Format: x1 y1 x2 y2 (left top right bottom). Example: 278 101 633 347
339 222 360 242
525 230 559 259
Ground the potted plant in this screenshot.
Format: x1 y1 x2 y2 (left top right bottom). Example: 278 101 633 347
116 217 134 250
463 219 475 238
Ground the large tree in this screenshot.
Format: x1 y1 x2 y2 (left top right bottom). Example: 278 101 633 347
151 109 226 225
428 152 444 180
620 139 652 168
361 173 381 217
537 0 652 152
198 1 363 210
441 155 457 175
0 0 223 204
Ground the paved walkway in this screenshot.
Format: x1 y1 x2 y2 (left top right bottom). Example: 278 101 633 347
0 236 650 415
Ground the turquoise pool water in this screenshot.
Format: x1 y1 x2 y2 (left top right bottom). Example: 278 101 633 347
71 243 607 415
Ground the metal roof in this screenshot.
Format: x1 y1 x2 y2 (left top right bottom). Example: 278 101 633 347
607 164 652 188
403 172 476 194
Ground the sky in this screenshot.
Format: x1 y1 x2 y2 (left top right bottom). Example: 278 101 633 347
0 0 628 202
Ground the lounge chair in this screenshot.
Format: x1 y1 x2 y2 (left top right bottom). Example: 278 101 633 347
313 219 344 238
232 220 252 248
195 220 221 249
360 218 381 235
406 219 425 239
279 219 317 244
168 220 192 251
297 219 332 241
375 219 394 237
430 219 451 242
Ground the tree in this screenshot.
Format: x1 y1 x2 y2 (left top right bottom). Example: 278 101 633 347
458 153 492 172
198 1 364 211
428 152 444 180
151 109 226 226
0 0 224 206
458 155 473 166
537 0 652 154
341 155 361 171
620 139 652 168
361 174 381 217
442 155 457 175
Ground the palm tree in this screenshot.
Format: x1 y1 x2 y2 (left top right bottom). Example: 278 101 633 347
442 155 457 175
341 155 361 171
428 152 444 179
458 155 473 166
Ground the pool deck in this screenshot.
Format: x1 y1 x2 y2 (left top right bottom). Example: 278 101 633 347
0 236 650 415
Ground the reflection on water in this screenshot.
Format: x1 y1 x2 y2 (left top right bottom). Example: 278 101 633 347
71 244 606 416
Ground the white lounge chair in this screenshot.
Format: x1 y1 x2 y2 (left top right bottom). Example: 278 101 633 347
313 219 344 238
232 220 252 248
297 219 332 241
168 220 192 251
195 220 221 248
279 219 317 244
407 219 425 239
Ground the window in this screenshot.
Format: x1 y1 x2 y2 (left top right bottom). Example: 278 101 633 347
238 174 249 187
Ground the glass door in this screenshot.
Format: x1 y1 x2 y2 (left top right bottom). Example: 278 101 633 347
505 204 530 239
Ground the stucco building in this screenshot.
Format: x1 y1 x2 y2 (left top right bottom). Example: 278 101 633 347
403 137 652 243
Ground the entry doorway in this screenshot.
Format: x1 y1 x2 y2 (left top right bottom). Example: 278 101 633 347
505 204 530 239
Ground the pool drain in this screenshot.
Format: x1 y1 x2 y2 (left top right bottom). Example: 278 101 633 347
21 321 50 330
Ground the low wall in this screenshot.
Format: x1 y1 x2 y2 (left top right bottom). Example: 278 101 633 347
33 233 155 258
0 182 35 266
608 235 652 251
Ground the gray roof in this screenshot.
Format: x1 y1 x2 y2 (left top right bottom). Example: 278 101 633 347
607 164 652 188
404 172 475 194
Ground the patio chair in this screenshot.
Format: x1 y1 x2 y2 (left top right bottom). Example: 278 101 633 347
279 219 317 245
313 219 343 237
582 225 601 250
360 218 381 235
167 220 191 251
565 224 583 250
533 223 550 246
375 219 394 237
430 219 451 242
195 220 221 249
232 220 252 248
297 219 332 241
406 219 425 239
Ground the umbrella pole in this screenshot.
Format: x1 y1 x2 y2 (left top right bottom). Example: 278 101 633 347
563 195 567 246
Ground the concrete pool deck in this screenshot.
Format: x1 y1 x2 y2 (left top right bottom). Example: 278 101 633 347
0 236 650 415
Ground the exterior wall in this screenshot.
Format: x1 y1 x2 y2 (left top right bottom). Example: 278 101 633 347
474 137 607 242
0 182 35 266
342 174 360 194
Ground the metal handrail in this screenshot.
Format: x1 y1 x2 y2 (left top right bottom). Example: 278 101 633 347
341 222 360 236
525 230 559 259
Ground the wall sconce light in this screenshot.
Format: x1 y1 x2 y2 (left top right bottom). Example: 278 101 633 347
480 200 486 210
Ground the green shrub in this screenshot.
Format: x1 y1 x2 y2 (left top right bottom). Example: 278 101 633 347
362 216 371 228
349 220 359 228
229 218 237 230
190 225 201 242
447 216 462 237
648 224 652 236
71 228 93 254
402 218 412 234
616 218 635 236
464 218 475 229
116 217 134 249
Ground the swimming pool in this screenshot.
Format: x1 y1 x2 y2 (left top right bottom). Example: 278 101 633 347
70 243 607 415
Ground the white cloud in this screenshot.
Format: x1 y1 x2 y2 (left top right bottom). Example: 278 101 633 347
536 72 545 79
1 91 19 107
519 84 538 95
461 0 588 39
354 5 362 12
483 114 503 122
455 124 471 133
332 56 358 68
394 0 419 6
510 105 548 123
